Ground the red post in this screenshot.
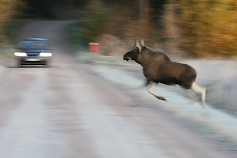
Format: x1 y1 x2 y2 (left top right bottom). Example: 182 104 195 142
89 42 100 53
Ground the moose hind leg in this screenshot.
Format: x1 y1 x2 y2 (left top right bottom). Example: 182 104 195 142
191 82 206 108
147 82 167 101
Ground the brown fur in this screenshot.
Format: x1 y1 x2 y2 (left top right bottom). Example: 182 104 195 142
123 46 196 89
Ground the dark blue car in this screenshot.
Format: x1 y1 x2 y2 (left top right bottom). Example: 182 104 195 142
14 38 52 66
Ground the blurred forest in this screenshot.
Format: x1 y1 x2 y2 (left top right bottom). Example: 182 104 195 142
1 0 237 57
0 0 25 44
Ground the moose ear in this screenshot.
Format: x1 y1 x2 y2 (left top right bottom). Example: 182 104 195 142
140 39 144 46
135 40 142 52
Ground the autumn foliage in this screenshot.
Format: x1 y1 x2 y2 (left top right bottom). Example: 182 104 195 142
175 0 237 57
81 0 237 57
1 0 237 57
0 0 25 44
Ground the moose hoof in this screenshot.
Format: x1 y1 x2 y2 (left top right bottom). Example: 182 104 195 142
156 96 167 101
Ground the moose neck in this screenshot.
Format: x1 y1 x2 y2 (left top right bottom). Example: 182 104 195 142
133 52 142 65
135 47 149 67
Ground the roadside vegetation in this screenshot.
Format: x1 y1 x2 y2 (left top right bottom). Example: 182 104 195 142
1 0 237 58
0 0 26 60
68 21 88 52
67 0 237 58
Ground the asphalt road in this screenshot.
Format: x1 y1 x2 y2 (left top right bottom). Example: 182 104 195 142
0 21 236 158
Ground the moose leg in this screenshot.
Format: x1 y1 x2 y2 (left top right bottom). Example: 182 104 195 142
187 90 198 102
191 82 206 108
147 82 167 101
145 79 151 86
136 79 151 90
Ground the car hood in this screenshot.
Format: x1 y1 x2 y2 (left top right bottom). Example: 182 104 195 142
25 49 49 53
16 48 50 52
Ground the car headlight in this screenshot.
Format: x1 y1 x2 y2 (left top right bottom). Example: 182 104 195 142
40 52 52 57
14 52 27 57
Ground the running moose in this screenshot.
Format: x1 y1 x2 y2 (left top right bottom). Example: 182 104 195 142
123 40 206 108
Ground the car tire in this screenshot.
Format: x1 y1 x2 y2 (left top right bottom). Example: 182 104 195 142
17 60 22 68
44 60 50 67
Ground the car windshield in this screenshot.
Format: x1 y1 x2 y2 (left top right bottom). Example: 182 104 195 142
18 40 48 49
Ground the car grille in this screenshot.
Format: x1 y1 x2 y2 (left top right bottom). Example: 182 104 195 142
26 52 40 57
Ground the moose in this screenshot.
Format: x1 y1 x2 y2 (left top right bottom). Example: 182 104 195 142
123 40 206 108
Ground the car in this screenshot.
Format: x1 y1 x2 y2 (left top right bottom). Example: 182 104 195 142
14 38 52 67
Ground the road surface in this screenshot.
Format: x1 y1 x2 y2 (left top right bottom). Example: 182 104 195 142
0 20 236 158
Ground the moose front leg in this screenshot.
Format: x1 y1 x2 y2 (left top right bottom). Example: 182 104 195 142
137 79 151 90
144 79 151 86
147 82 167 101
191 82 206 108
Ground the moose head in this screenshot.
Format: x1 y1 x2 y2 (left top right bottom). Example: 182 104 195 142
123 40 144 61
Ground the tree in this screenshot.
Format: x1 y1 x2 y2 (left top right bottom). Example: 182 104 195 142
0 0 26 44
175 0 237 57
80 0 111 41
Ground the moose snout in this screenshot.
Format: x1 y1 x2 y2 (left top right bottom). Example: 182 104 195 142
123 54 129 61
